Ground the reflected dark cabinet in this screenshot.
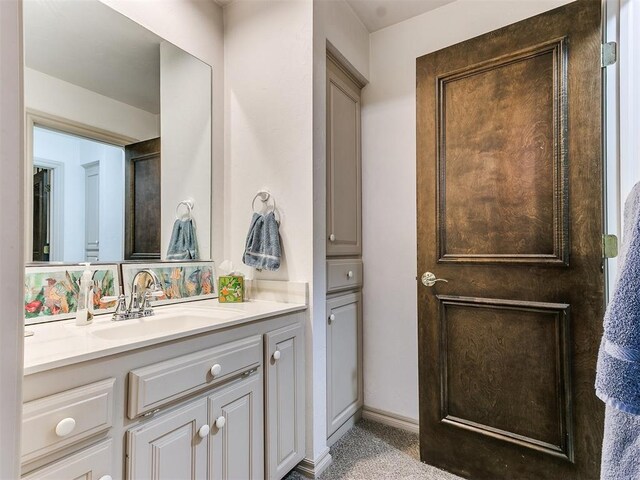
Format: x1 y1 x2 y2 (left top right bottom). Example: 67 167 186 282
125 137 161 260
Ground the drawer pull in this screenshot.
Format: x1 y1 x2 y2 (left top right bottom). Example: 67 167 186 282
54 417 76 437
198 424 210 439
210 364 222 377
215 416 226 429
347 270 354 279
329 233 336 242
272 350 281 361
99 476 113 480
328 313 335 324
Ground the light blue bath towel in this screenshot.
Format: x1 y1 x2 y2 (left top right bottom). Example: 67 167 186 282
596 181 640 479
166 219 200 260
242 211 281 271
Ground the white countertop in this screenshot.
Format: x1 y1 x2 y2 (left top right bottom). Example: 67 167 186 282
24 299 306 376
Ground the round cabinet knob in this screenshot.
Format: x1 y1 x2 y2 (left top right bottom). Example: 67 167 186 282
98 475 113 480
347 271 354 279
198 424 210 439
215 416 226 429
328 313 336 324
55 417 76 437
273 350 281 361
210 364 222 377
329 234 336 242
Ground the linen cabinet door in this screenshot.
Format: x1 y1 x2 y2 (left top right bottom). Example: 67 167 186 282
265 323 305 480
327 292 363 438
208 371 263 480
126 399 208 480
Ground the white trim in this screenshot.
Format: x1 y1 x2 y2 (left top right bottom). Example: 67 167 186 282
32 157 65 262
295 447 332 479
361 406 420 434
604 0 620 300
604 0 640 298
0 0 24 478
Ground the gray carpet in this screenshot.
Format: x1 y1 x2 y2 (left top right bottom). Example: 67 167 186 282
286 419 463 480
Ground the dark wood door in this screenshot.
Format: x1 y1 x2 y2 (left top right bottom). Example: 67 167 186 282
125 138 161 260
416 2 604 479
32 168 50 261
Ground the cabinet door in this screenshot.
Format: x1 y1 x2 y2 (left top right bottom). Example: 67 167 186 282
22 439 113 480
265 323 305 480
208 371 263 480
326 56 362 257
126 399 208 480
327 292 363 438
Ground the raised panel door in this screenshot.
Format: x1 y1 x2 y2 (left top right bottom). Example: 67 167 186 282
126 399 208 480
326 292 362 437
264 324 305 480
208 372 263 480
326 56 362 257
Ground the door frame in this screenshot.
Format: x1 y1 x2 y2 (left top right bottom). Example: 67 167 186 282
32 158 63 261
603 0 640 298
24 110 135 263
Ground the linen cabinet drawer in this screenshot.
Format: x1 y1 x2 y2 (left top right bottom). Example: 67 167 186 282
128 335 262 419
22 378 115 464
327 259 363 293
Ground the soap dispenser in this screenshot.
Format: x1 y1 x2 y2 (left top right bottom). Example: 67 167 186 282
76 263 94 326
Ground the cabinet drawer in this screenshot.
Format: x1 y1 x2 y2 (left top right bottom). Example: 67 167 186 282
22 439 113 480
22 378 115 464
327 259 363 293
128 335 262 419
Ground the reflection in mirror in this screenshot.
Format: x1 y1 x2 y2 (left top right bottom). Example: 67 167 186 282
24 0 212 263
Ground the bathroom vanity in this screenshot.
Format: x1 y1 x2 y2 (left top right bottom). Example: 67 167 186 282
22 299 306 480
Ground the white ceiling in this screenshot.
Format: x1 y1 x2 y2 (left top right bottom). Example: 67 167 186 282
24 0 162 114
346 0 457 32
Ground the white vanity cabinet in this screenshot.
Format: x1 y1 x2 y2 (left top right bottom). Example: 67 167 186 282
126 399 209 479
22 308 306 480
209 370 264 480
264 324 305 480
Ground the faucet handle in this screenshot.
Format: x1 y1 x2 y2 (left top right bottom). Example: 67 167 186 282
102 293 128 321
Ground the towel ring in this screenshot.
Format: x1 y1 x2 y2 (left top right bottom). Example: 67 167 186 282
252 191 276 215
176 200 194 220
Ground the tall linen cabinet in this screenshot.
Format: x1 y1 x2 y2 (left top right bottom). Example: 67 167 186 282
325 54 364 445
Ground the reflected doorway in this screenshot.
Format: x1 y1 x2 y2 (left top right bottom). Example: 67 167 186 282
31 124 125 263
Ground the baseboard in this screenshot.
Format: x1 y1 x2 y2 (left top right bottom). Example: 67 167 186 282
327 408 362 447
361 406 419 434
294 448 332 479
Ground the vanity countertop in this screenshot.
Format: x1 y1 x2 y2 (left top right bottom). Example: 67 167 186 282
24 299 306 375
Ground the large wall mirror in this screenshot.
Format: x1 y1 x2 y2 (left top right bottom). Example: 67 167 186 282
24 0 213 263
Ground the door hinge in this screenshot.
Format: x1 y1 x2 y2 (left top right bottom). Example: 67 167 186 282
603 234 618 259
601 42 617 67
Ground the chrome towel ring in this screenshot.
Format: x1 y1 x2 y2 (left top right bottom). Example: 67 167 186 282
176 199 194 220
252 190 276 214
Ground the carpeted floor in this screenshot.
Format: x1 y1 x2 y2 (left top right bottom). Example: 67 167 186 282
285 419 463 480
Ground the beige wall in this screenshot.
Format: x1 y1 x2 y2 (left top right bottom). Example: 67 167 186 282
101 0 225 263
311 0 369 464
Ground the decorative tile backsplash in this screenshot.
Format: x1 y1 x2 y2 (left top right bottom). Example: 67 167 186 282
24 264 120 324
121 261 217 306
24 261 217 324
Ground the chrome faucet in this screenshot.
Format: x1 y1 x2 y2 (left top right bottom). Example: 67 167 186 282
103 269 164 321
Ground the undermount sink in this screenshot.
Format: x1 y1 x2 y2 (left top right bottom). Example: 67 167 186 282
89 308 242 341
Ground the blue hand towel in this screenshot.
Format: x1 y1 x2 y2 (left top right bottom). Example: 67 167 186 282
596 181 640 479
166 219 200 260
242 211 281 271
